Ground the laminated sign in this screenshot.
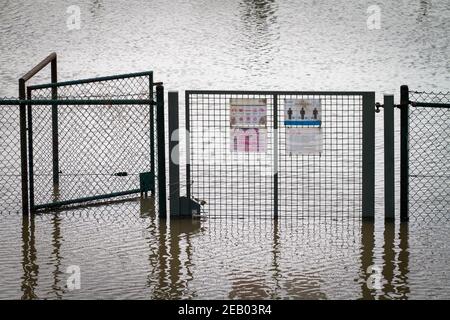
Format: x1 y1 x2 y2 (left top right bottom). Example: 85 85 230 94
230 128 267 153
230 98 267 128
230 98 268 153
286 127 322 155
284 99 321 126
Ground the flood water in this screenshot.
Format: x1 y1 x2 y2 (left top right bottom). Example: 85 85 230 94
0 0 449 299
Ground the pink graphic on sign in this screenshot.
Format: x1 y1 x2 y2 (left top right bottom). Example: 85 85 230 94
230 128 267 153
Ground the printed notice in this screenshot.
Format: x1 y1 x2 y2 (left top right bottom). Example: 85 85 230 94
230 98 267 128
284 99 321 126
230 128 267 153
286 127 322 155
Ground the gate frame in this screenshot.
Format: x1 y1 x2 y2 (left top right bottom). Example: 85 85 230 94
18 52 58 215
184 90 375 219
24 72 167 215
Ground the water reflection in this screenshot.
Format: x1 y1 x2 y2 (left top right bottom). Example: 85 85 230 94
148 218 203 299
360 222 375 299
397 223 410 299
17 208 415 299
89 0 104 15
382 222 395 298
238 0 278 70
50 213 63 299
360 222 410 300
20 215 38 299
417 0 432 22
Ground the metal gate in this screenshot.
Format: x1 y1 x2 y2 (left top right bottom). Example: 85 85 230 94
24 72 166 214
400 85 450 222
184 90 375 219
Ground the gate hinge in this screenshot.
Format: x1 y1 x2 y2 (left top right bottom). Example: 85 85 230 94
375 102 384 113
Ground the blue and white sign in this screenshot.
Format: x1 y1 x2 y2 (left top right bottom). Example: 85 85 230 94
284 99 321 126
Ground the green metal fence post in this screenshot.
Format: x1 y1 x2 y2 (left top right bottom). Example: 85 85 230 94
273 94 279 219
362 92 376 221
384 94 395 221
19 79 29 215
51 57 59 187
168 91 180 217
26 87 35 213
156 85 167 218
149 78 155 196
400 85 409 222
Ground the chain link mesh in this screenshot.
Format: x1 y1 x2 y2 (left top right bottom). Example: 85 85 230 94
408 90 450 222
0 102 22 213
28 73 156 211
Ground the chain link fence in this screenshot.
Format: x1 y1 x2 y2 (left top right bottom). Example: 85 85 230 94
407 90 450 222
27 72 155 211
0 102 22 213
0 72 165 215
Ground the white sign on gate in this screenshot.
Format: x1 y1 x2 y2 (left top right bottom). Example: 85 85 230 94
286 127 322 155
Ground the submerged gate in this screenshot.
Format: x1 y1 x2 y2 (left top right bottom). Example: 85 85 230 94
0 53 166 216
182 90 376 219
399 86 450 222
26 72 164 213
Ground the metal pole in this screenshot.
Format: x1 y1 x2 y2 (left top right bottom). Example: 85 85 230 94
27 87 35 213
51 57 59 187
273 94 279 219
18 52 58 215
149 79 155 196
400 85 409 222
168 91 180 217
362 92 376 221
19 79 29 215
384 94 395 221
185 91 191 209
156 85 167 218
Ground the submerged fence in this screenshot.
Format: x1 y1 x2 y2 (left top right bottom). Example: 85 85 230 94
0 103 22 213
0 65 166 216
400 86 450 222
0 53 448 222
180 91 375 219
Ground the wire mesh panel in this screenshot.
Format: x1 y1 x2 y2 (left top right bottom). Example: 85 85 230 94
186 91 371 219
408 90 450 222
27 72 156 211
0 103 21 213
278 94 363 219
187 92 275 218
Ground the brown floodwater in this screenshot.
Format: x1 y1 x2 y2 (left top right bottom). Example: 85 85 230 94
0 197 449 299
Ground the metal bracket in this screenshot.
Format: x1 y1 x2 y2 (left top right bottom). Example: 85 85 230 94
375 102 384 113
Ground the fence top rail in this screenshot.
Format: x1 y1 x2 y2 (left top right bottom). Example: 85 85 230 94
20 52 57 82
185 90 374 96
410 101 450 109
0 98 155 105
409 90 450 95
28 71 153 90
